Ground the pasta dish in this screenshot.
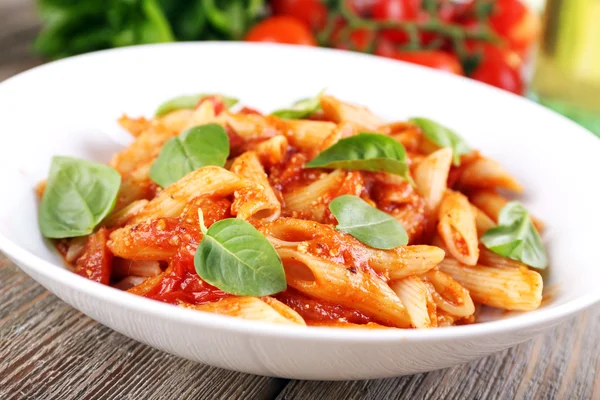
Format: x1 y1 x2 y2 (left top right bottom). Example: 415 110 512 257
36 92 547 329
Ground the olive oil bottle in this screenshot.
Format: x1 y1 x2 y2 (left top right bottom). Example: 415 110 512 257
529 0 600 136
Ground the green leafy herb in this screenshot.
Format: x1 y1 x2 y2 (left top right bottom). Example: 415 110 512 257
409 117 471 166
481 201 548 269
39 156 121 239
194 211 286 296
271 90 324 119
329 195 408 250
149 124 229 188
155 93 238 117
305 133 412 182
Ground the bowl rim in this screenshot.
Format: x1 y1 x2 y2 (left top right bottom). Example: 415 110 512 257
1 42 599 343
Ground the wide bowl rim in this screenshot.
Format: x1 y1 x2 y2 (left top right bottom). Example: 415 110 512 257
1 42 598 343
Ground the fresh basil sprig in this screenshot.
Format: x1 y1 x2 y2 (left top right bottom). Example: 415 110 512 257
155 93 238 117
481 201 548 269
194 211 287 296
305 133 412 182
149 124 229 188
271 90 324 119
329 195 408 250
409 117 470 166
39 156 121 239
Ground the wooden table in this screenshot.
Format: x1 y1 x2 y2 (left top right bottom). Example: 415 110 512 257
1 1 598 398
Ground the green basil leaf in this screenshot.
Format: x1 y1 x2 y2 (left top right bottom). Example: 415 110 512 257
155 93 238 117
409 117 471 166
305 132 412 181
481 201 548 269
329 195 408 250
39 156 121 239
271 90 324 119
194 211 287 296
149 124 229 188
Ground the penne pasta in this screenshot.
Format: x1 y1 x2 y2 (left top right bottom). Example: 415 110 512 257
230 151 281 221
250 135 289 166
414 147 453 212
320 95 386 131
180 297 306 325
283 169 346 221
459 157 524 193
390 276 436 328
439 258 543 311
277 248 411 328
113 259 162 279
282 119 337 152
437 190 480 265
130 166 250 223
471 204 496 237
424 269 475 317
469 190 545 232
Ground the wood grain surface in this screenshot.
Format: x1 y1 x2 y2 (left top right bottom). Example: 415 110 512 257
0 1 598 399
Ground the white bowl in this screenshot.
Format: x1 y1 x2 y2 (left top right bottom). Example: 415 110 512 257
0 43 598 380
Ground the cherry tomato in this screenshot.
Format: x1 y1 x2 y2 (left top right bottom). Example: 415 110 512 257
489 0 538 54
471 56 523 94
270 0 328 30
372 0 419 43
330 19 376 52
465 42 522 71
387 51 464 75
245 16 317 46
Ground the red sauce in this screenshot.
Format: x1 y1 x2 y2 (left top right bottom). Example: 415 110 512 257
276 289 373 324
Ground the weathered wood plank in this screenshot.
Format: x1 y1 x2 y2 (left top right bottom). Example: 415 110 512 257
0 257 288 400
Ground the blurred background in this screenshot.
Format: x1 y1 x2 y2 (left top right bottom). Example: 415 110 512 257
0 0 598 136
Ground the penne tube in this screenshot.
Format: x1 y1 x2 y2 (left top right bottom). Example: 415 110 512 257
104 199 149 228
320 95 386 131
64 236 88 264
390 204 428 244
283 169 346 221
424 269 475 317
261 296 307 325
130 166 250 223
216 111 279 139
118 114 151 137
437 190 479 265
478 245 529 269
439 258 543 311
469 190 545 232
414 147 453 212
112 259 162 278
250 135 289 166
368 245 445 280
108 218 200 261
390 276 436 328
180 297 306 325
126 264 173 296
113 276 148 291
230 151 281 221
183 100 217 130
471 204 496 237
458 157 524 193
277 248 411 328
282 119 337 152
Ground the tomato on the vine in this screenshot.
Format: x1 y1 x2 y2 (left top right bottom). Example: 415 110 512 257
489 0 538 54
470 55 523 94
385 50 464 75
371 0 420 43
245 16 317 45
270 0 328 30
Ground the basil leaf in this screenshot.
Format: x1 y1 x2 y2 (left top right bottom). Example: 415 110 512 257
409 117 471 166
155 93 238 117
305 133 412 181
194 211 287 296
481 201 548 269
39 156 121 239
149 124 229 188
271 90 324 119
329 195 408 250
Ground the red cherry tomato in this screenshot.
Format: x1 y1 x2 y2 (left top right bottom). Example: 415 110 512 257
489 0 538 55
245 16 317 46
372 0 419 43
330 18 376 52
270 0 328 30
386 51 464 75
471 56 523 94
